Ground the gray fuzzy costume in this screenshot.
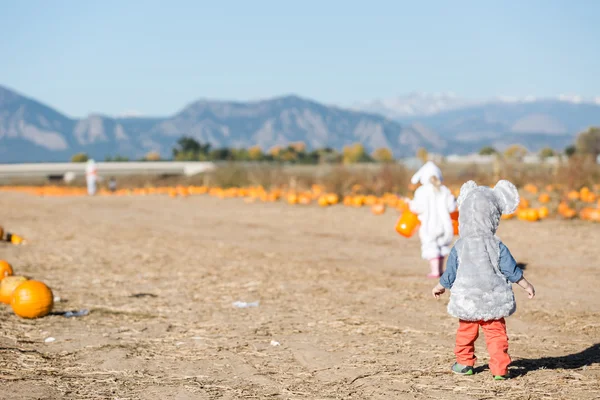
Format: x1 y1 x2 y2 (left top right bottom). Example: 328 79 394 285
447 180 520 321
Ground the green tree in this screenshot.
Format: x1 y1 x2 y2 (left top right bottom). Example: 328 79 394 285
479 146 497 156
172 136 211 160
503 144 528 161
372 147 394 163
575 127 600 159
105 155 130 162
71 152 89 163
209 148 232 161
539 147 555 159
564 145 577 157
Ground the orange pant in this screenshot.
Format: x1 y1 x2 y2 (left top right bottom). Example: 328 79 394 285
455 318 511 376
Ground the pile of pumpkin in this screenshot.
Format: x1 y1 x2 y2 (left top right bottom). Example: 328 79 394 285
0 260 54 319
2 182 599 222
502 184 600 222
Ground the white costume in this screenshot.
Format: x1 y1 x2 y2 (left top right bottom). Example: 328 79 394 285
447 180 520 321
409 162 456 260
85 159 98 196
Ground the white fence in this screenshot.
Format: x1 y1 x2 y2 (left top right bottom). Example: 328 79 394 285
0 162 216 179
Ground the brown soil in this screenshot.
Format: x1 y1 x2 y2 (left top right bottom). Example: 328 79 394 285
0 193 598 399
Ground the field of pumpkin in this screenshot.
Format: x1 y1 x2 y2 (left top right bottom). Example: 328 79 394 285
2 181 599 223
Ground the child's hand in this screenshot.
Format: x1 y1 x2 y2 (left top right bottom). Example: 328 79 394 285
517 278 535 299
524 283 535 299
432 284 445 299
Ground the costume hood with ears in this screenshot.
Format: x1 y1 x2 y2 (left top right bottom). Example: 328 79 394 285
447 180 520 321
411 161 443 186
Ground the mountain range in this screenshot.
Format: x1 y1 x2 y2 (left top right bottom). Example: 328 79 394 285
1 85 599 162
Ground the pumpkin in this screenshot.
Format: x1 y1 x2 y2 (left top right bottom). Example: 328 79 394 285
524 184 538 194
343 196 353 206
371 204 386 215
538 193 550 203
588 208 600 222
518 198 530 209
501 213 515 220
0 276 28 304
517 209 529 221
0 261 13 281
526 209 540 222
287 193 298 205
538 206 549 219
298 194 312 205
562 208 577 219
318 196 329 207
7 233 25 245
395 211 420 238
326 194 339 205
11 280 54 319
567 191 580 201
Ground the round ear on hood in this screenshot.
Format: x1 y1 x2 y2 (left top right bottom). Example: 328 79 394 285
493 180 520 215
457 180 478 207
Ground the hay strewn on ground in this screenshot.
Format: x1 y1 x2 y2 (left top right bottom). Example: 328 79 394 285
0 193 598 399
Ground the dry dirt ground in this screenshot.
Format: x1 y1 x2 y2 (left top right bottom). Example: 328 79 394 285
0 192 598 400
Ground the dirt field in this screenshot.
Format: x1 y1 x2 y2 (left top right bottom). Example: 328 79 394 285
0 192 598 400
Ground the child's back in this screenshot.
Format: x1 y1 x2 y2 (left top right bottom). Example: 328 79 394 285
432 180 535 380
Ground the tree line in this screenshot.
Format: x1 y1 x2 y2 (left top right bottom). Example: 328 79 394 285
71 127 600 163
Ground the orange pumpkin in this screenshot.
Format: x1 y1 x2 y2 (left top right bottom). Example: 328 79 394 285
518 198 530 209
0 261 13 281
538 206 549 219
562 208 577 219
318 196 329 207
287 193 299 205
538 193 550 203
567 191 580 201
11 280 54 319
371 204 386 215
0 276 28 304
526 209 540 222
588 208 600 222
524 184 538 194
395 211 420 238
501 213 515 220
326 193 339 205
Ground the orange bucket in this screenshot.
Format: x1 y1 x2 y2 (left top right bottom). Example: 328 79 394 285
395 211 420 238
451 211 459 235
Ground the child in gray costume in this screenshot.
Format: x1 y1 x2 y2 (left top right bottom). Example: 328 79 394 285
432 180 536 380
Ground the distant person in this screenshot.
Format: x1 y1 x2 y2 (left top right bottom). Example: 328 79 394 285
408 161 456 278
108 177 117 192
85 159 98 196
432 180 536 380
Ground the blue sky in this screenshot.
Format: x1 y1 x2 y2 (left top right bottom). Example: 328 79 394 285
1 0 599 117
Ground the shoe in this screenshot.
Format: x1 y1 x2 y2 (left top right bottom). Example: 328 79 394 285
493 374 509 380
451 362 474 375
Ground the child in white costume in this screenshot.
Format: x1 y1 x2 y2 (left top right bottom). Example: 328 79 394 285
409 161 456 278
